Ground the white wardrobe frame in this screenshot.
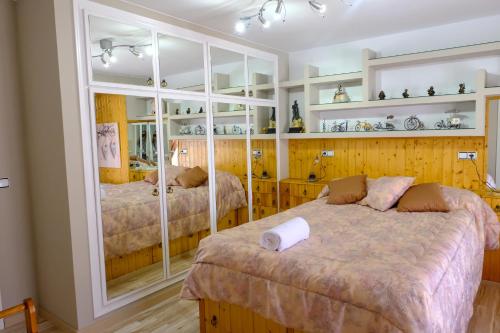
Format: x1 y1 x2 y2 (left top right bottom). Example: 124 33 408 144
73 0 280 317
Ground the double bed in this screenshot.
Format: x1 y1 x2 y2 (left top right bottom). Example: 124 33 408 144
181 186 500 332
100 171 247 279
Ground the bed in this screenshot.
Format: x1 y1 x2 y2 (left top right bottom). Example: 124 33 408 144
100 171 247 261
181 186 500 333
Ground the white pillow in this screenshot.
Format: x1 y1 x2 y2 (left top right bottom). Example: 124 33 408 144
358 176 415 211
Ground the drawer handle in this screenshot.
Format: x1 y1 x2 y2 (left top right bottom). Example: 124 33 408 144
228 219 233 225
285 188 289 193
303 189 307 196
272 199 276 205
272 186 276 192
253 208 256 213
496 205 500 211
256 185 260 191
210 315 218 328
261 209 265 214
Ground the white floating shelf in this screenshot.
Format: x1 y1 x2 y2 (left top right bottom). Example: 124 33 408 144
252 83 274 91
175 84 205 92
169 113 206 120
309 71 363 85
213 86 246 95
132 114 168 121
309 93 477 112
169 135 207 140
213 111 248 118
281 128 482 139
279 79 305 89
368 41 500 68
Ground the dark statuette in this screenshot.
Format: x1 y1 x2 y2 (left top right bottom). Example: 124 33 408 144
175 108 179 115
378 90 386 100
199 107 203 113
427 86 435 96
458 83 466 94
402 89 410 98
186 107 191 114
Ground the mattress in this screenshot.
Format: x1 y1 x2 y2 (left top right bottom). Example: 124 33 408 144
181 186 500 333
100 171 247 259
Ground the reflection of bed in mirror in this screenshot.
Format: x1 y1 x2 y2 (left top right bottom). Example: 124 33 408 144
101 169 247 282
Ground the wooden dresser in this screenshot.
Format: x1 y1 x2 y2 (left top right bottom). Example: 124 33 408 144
479 191 500 282
239 177 278 223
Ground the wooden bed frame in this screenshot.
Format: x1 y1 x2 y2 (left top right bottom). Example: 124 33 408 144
199 299 301 333
105 209 241 281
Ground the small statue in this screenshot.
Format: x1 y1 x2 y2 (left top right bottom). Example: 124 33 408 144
146 77 154 86
186 107 191 114
199 107 203 113
378 90 386 100
427 86 435 96
175 108 179 115
458 83 465 94
160 79 168 88
289 100 304 133
402 89 410 98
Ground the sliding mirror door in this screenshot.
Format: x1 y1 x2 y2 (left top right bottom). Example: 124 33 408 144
212 102 250 230
91 92 165 300
163 97 211 275
248 56 275 101
250 105 278 220
210 46 246 97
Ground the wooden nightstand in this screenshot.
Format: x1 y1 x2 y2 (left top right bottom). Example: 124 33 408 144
479 191 500 283
279 178 329 211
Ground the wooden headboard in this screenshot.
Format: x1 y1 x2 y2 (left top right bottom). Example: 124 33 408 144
288 137 486 191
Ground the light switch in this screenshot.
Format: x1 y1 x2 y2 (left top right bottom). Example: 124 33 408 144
0 178 9 189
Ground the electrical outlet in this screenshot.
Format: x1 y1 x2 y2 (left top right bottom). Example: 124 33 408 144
180 148 188 155
253 149 262 158
457 151 477 160
321 150 334 157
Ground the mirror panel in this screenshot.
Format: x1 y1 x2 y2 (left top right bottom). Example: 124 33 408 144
89 16 155 87
162 98 210 276
248 56 275 100
158 34 205 92
488 98 499 189
210 47 246 97
93 93 164 300
212 102 250 230
250 106 278 220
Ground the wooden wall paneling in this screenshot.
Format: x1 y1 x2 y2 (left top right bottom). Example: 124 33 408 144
95 93 130 184
288 137 486 190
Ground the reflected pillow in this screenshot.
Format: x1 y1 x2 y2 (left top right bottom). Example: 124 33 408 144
359 176 415 211
144 170 159 185
166 165 189 186
326 175 367 205
176 166 208 188
318 178 374 199
397 183 449 212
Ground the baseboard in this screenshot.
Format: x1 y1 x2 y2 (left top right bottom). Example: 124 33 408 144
2 313 24 329
38 308 77 333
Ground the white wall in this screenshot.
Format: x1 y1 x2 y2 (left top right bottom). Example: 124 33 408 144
0 1 37 326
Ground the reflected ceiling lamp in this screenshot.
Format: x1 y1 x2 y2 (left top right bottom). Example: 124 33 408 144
92 38 153 68
235 0 355 34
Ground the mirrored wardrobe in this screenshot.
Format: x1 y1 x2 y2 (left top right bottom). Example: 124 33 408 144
80 5 279 315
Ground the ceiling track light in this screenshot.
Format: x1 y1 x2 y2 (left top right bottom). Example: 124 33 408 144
236 0 336 34
92 39 151 68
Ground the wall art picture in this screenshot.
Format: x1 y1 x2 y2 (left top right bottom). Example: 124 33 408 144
96 122 121 168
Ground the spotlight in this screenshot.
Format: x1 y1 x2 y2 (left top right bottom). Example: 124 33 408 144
129 46 144 58
309 0 326 14
100 54 110 68
235 20 246 34
109 54 117 63
258 12 271 28
273 0 285 21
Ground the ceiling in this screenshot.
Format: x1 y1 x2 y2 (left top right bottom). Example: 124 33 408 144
125 0 500 52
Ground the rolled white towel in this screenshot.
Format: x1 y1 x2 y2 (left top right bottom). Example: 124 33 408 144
260 217 310 252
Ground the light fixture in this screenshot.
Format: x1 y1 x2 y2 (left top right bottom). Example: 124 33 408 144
236 0 341 34
92 38 152 68
308 0 326 14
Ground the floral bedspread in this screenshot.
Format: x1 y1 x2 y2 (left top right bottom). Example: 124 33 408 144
181 187 499 333
101 171 247 259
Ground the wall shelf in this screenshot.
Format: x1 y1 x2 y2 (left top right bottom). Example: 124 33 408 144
309 71 363 86
169 113 206 120
281 128 480 139
279 79 304 89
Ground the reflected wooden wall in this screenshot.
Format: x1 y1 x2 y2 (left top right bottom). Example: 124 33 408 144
95 93 129 184
288 137 486 191
175 139 277 178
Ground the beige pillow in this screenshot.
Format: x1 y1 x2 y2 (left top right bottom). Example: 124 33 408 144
176 166 208 188
326 175 367 205
144 170 159 185
359 176 415 211
397 183 449 212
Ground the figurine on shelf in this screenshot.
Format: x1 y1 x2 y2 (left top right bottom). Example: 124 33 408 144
289 100 304 133
333 83 351 103
331 120 348 132
161 79 168 88
175 108 179 115
146 77 154 86
402 89 410 98
199 107 204 114
404 115 425 130
378 90 386 100
267 107 276 134
186 107 191 114
427 86 435 96
355 120 373 132
458 83 466 94
194 125 206 135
